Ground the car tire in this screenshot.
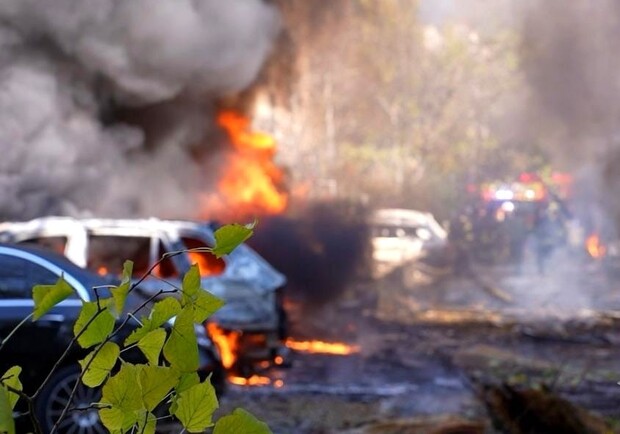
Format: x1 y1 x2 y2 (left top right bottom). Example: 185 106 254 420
36 364 104 434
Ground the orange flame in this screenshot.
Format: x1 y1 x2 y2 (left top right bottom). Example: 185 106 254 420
97 266 108 276
207 324 279 387
229 375 272 387
285 338 360 355
207 323 241 369
217 111 276 152
202 110 288 220
586 233 606 259
187 252 225 277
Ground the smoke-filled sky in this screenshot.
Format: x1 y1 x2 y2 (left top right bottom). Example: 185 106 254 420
0 0 280 219
420 0 620 152
4 0 620 228
421 0 620 309
419 0 620 230
518 0 620 234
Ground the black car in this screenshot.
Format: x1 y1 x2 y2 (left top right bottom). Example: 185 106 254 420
0 243 224 433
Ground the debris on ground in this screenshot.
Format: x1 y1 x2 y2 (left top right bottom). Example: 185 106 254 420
481 384 613 434
340 414 488 434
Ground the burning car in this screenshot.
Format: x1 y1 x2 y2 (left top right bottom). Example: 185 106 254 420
0 216 288 374
369 208 449 285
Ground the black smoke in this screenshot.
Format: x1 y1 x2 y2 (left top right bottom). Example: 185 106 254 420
248 201 371 308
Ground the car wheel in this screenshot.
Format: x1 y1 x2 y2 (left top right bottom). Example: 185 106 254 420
36 365 104 434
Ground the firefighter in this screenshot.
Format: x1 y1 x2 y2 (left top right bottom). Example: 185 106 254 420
505 210 530 274
448 207 475 276
533 205 562 275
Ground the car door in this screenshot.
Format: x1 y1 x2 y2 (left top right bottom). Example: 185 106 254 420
0 250 86 375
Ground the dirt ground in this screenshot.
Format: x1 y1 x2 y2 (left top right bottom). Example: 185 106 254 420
215 251 620 433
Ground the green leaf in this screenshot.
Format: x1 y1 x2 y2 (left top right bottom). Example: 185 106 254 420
176 372 200 394
99 364 144 431
79 342 120 387
0 387 15 434
32 276 74 320
163 308 199 373
135 411 157 434
110 261 133 317
182 264 201 298
211 222 255 258
173 381 219 433
121 260 133 283
213 408 272 434
124 321 151 347
181 263 224 323
170 372 201 415
99 406 134 433
149 297 182 326
74 301 115 348
169 395 179 416
190 290 224 323
139 365 180 411
125 298 181 346
102 364 144 410
137 328 167 366
0 366 21 410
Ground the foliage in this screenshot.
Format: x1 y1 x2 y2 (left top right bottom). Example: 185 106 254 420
32 277 74 320
211 221 256 258
0 223 272 434
213 408 272 434
267 0 552 217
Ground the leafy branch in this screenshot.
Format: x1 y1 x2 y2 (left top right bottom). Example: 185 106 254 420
2 222 271 434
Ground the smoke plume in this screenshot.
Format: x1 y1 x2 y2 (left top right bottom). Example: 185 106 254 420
0 0 281 219
520 0 620 232
248 201 370 308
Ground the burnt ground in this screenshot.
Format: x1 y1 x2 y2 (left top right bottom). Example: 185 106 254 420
214 249 620 433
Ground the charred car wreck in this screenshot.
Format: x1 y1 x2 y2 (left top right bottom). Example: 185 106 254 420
0 217 288 374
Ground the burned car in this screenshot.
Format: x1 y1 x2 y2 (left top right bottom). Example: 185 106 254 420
369 208 450 286
0 217 288 372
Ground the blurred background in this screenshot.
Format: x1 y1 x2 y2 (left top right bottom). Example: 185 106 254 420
2 0 619 226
